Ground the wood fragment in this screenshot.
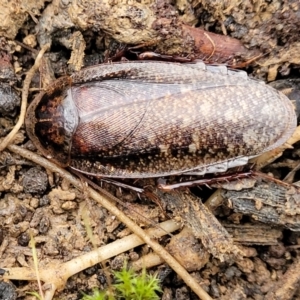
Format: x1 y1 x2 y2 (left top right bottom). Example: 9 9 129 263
152 189 244 261
223 223 282 245
182 25 260 66
222 178 300 231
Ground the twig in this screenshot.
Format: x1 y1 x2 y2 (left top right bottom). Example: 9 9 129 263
29 232 45 300
0 44 50 152
203 32 216 61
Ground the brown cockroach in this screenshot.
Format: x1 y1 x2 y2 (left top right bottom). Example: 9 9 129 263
25 61 296 181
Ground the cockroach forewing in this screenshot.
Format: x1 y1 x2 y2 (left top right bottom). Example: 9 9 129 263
72 61 238 85
68 62 295 178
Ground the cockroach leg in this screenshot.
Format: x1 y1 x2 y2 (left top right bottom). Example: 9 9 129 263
251 170 300 190
137 51 194 62
283 162 300 183
144 189 168 218
158 171 253 190
230 53 264 69
159 170 300 191
100 178 144 193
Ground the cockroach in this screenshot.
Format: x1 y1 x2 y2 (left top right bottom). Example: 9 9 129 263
25 61 296 180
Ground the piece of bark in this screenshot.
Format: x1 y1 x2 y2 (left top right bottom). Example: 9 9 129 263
181 25 259 66
223 223 282 245
222 178 300 231
150 189 243 262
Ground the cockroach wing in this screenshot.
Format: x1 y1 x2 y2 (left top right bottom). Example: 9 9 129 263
69 73 295 178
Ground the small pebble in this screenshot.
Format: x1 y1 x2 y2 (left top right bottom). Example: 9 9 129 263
23 167 48 194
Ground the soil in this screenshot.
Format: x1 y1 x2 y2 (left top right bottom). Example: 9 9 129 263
1 1 300 299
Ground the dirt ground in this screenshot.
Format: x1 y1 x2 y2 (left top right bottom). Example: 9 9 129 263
1 0 300 299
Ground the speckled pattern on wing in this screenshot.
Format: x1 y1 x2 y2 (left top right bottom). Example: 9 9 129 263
66 61 296 178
